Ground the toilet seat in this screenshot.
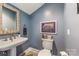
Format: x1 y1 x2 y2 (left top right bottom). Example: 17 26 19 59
38 49 51 56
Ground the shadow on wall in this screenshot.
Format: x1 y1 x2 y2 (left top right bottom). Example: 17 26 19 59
53 41 58 55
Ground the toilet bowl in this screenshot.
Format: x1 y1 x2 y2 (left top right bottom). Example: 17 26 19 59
38 38 53 56
38 49 51 56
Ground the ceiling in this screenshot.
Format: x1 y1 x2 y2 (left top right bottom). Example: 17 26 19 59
11 3 44 15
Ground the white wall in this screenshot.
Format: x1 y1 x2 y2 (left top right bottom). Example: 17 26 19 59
64 3 79 55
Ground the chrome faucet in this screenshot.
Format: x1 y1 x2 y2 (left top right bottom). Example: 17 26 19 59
10 33 15 41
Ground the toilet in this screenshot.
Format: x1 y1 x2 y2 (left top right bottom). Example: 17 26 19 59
38 39 53 56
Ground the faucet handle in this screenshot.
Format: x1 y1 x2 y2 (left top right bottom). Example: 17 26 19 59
18 35 21 37
7 38 10 40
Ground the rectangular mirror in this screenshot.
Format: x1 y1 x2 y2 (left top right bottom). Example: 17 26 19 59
0 3 20 35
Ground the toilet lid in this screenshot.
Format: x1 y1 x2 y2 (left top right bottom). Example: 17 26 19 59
38 49 51 56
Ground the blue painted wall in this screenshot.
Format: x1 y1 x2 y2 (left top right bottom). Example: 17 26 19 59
16 11 30 55
30 3 65 54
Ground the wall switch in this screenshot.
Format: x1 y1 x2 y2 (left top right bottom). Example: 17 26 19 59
67 29 70 35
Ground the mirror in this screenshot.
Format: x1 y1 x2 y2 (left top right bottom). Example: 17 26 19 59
0 4 20 35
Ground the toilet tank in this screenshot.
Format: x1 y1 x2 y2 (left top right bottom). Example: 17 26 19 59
42 39 53 50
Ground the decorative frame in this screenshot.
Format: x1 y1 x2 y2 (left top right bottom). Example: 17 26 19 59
0 3 20 35
40 20 57 34
77 3 79 14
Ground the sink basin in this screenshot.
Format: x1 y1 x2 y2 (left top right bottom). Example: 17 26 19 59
0 37 28 51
